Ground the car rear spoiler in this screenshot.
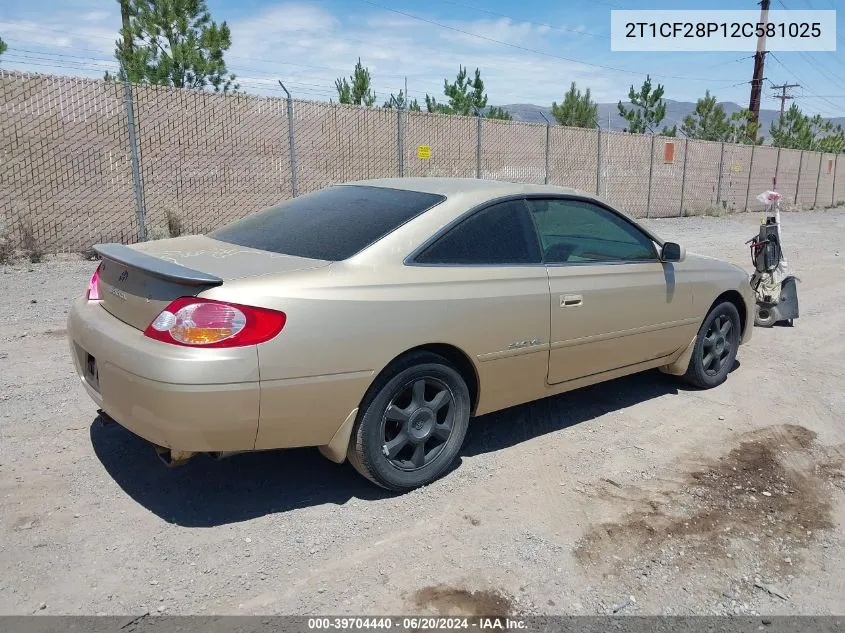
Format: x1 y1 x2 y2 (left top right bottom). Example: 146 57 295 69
93 243 224 286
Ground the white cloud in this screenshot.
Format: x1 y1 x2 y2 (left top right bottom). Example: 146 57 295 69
436 17 537 47
0 1 618 105
228 3 339 59
223 2 615 105
80 11 111 23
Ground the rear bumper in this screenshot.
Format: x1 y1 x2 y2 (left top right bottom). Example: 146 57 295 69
67 297 373 455
67 297 260 452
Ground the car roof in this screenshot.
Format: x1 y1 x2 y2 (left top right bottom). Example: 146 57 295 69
338 177 665 266
345 177 594 200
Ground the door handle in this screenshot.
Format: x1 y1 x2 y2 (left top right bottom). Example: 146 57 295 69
561 294 583 307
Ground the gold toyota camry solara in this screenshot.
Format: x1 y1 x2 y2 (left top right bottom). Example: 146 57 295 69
68 178 754 491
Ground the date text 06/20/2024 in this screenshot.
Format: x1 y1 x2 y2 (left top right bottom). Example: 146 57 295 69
306 617 527 630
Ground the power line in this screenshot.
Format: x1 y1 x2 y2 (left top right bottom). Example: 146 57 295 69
0 54 342 99
776 0 845 84
428 0 611 39
5 5 754 95
3 36 448 94
1 26 450 90
768 53 845 115
355 0 747 83
771 82 799 116
798 0 845 47
2 48 432 100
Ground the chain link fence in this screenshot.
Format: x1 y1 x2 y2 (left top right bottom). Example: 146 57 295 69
403 109 477 179
0 73 136 250
2 70 844 253
133 83 296 237
480 118 546 184
549 126 598 194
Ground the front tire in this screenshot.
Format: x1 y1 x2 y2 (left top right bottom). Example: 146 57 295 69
682 301 741 389
347 351 471 492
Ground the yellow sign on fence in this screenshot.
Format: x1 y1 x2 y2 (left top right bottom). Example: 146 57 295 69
417 145 431 160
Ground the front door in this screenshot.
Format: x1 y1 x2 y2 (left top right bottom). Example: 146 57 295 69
525 197 692 385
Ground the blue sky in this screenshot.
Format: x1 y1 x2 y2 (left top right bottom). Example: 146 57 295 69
1 0 843 117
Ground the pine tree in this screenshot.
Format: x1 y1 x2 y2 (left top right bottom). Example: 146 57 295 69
769 104 843 152
770 104 819 150
485 106 512 121
816 125 845 154
335 58 376 106
680 91 733 141
551 82 598 129
729 109 763 145
425 66 510 119
108 0 237 92
618 75 675 135
383 90 420 111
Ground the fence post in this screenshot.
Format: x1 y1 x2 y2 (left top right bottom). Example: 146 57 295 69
679 139 689 217
646 135 655 218
595 128 602 196
122 80 146 242
279 82 298 197
476 114 482 179
544 123 550 185
813 152 823 209
794 150 804 205
744 143 756 211
397 108 405 178
774 147 781 190
715 142 725 206
833 154 839 206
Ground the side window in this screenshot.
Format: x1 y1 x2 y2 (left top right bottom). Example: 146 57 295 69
527 199 657 264
414 200 542 265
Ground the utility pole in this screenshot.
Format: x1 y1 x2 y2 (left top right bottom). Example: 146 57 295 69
748 0 770 141
771 83 800 117
119 0 134 78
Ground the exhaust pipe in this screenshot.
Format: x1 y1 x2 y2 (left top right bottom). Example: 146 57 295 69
205 451 246 461
96 409 117 427
154 445 197 467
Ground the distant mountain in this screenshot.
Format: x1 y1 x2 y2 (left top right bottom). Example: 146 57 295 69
498 100 845 139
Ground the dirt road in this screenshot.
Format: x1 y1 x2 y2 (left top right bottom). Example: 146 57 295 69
1 209 843 616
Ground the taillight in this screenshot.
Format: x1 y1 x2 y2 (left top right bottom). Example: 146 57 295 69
143 297 286 348
86 265 102 301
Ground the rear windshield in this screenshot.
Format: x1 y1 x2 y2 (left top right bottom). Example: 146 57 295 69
210 185 446 261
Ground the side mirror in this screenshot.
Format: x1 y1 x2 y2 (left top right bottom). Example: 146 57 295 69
661 242 685 262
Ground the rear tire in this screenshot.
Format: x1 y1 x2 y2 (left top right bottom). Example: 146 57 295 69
347 351 471 492
682 301 741 389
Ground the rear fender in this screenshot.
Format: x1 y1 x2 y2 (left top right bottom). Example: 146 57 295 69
317 408 359 463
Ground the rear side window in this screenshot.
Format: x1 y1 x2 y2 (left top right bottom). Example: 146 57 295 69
414 200 542 265
210 185 445 261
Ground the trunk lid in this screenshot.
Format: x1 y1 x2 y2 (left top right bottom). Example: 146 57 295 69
94 235 329 330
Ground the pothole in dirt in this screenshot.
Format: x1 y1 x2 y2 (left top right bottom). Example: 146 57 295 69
575 424 842 577
411 585 514 616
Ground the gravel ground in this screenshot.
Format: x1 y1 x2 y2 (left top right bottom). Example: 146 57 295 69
1 209 844 617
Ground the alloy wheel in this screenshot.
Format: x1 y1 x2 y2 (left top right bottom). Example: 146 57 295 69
379 377 455 471
701 313 734 376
